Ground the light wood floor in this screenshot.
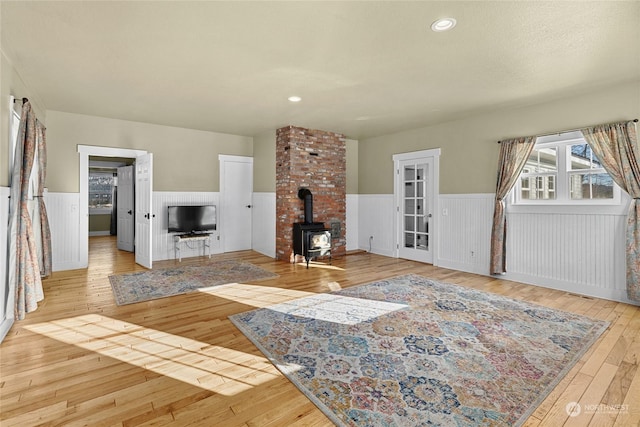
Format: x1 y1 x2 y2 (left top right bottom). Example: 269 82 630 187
1 236 638 426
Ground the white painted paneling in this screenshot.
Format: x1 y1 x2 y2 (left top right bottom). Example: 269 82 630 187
251 192 275 258
153 192 220 261
45 191 223 267
38 189 634 304
438 194 494 275
358 194 395 256
435 193 631 304
0 187 12 342
45 192 82 271
346 194 359 251
505 210 629 303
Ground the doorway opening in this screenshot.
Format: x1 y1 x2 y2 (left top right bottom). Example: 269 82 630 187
392 148 440 265
88 156 135 249
78 145 150 269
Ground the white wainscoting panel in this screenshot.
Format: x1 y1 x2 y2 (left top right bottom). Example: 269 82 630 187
438 194 494 275
252 192 276 258
436 193 631 304
153 192 220 261
358 194 395 256
346 194 359 251
0 187 12 342
45 192 82 271
505 210 629 303
39 187 634 304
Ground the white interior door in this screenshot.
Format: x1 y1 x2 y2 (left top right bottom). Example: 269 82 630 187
220 155 253 252
135 154 153 268
116 165 134 252
397 157 435 263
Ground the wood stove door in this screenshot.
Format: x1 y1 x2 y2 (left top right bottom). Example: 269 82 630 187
398 157 434 264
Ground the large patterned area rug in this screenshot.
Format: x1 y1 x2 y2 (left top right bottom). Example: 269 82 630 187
109 260 277 305
230 274 609 426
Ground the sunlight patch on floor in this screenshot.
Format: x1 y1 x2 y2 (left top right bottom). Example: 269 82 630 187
300 262 345 271
326 281 342 291
200 282 403 325
197 282 316 308
25 314 280 396
266 293 408 325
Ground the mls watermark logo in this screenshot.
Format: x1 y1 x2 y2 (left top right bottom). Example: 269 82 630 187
566 402 581 417
566 401 629 417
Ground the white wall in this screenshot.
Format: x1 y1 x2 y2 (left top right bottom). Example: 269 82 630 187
353 192 634 304
438 194 494 275
34 173 640 305
251 192 276 258
357 194 395 257
46 191 224 269
0 187 12 342
46 192 81 271
153 192 221 261
436 193 633 304
505 204 629 302
346 194 359 252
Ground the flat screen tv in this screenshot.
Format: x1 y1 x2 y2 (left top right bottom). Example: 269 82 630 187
167 205 216 234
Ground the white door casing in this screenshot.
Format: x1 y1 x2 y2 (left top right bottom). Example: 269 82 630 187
78 145 147 269
135 153 153 268
393 149 440 264
219 155 253 252
116 165 134 252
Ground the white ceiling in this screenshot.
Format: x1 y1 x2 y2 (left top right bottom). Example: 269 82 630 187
2 1 639 140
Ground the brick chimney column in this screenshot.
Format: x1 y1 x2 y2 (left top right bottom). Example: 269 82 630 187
275 126 346 260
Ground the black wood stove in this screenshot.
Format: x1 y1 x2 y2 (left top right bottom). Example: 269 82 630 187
293 189 331 268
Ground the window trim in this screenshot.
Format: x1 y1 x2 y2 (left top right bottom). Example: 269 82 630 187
8 100 21 184
88 170 115 215
512 133 621 206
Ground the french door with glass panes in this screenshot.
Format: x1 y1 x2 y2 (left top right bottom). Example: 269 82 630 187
397 157 434 263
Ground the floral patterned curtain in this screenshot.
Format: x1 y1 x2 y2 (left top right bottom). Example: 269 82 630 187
7 101 52 320
490 136 536 275
581 120 640 302
35 120 52 277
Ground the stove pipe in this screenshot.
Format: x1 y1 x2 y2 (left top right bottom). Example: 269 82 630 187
298 188 313 224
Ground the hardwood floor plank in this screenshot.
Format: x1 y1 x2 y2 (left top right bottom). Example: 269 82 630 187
538 371 594 426
564 362 619 427
613 364 640 426
0 400 69 427
1 236 638 426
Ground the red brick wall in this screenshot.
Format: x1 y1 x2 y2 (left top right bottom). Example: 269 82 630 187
275 126 346 260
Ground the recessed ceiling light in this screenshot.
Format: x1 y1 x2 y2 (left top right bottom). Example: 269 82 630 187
431 17 456 32
288 96 302 102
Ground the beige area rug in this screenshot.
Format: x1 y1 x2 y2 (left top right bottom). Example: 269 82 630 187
109 260 278 305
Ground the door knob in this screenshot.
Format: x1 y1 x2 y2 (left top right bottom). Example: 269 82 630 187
246 205 252 208
128 210 132 215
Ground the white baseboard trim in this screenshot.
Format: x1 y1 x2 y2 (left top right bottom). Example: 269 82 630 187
361 246 395 258
437 258 489 276
89 231 111 237
54 261 86 272
0 318 14 343
503 272 636 306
